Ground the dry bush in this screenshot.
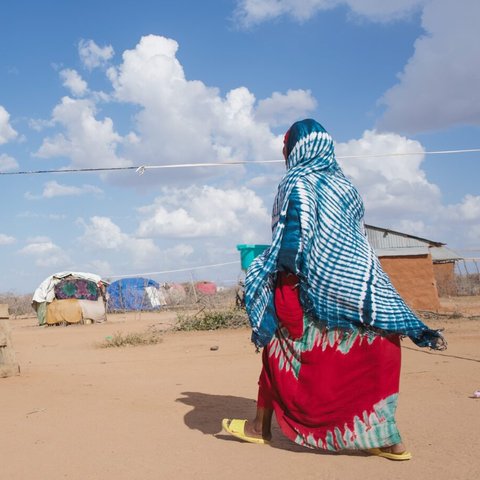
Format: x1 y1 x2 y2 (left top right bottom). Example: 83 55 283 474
454 274 480 296
192 286 238 308
98 330 163 348
0 292 34 317
175 307 248 331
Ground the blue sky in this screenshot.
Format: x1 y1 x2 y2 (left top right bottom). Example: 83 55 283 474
1 0 479 293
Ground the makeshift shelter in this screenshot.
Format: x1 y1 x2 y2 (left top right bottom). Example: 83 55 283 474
32 272 108 326
107 277 167 312
195 281 217 295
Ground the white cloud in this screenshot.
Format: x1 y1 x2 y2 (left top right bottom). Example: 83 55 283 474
445 194 480 223
76 186 271 277
85 259 112 277
19 238 70 267
0 233 15 245
233 1 480 134
41 180 102 198
344 0 426 21
255 89 317 127
78 216 160 268
26 235 50 243
164 243 194 258
32 35 316 180
233 0 425 27
233 1 480 135
106 35 289 169
234 0 330 25
157 243 196 273
29 118 55 132
25 181 103 200
393 219 428 238
36 96 131 168
337 129 441 222
136 185 270 242
0 153 19 172
332 129 480 247
246 172 284 189
159 244 195 269
378 0 480 133
79 39 114 70
60 69 88 97
78 216 201 276
78 216 128 249
0 106 17 144
436 194 480 246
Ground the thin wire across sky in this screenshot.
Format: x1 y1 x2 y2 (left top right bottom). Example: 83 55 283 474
1 148 479 176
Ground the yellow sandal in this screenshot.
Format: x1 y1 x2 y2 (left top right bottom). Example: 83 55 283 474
368 448 412 461
221 419 270 445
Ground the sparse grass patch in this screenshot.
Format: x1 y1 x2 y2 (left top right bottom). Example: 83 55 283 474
98 330 163 348
175 308 249 331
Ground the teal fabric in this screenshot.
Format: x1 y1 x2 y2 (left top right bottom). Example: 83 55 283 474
276 186 301 273
35 301 47 326
245 119 446 350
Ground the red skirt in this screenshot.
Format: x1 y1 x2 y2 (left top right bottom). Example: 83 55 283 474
257 272 402 450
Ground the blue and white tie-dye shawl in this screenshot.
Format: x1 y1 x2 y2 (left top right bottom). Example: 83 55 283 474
245 119 446 350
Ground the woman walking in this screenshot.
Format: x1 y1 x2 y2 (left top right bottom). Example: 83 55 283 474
222 119 446 460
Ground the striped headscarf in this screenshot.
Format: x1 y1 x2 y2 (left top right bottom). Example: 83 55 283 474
245 119 446 350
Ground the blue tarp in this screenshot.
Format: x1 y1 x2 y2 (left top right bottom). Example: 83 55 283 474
107 277 161 311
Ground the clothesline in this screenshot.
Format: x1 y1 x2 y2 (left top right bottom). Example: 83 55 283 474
104 256 480 280
104 260 240 279
1 148 479 176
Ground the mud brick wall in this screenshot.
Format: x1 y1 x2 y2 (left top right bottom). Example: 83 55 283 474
379 254 440 311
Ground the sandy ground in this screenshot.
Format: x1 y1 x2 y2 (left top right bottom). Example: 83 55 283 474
1 307 480 480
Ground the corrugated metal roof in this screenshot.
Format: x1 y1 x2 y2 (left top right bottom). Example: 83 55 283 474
367 229 429 249
430 246 463 262
366 224 463 262
374 246 429 257
365 224 443 249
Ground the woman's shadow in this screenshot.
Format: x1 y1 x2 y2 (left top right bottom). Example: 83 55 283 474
176 391 258 437
176 391 364 456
